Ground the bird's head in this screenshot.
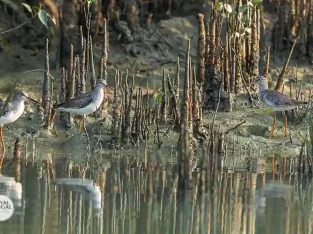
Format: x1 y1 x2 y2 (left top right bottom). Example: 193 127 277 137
250 76 267 86
96 79 107 89
15 91 40 104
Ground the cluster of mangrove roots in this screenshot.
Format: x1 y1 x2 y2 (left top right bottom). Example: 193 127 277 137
42 15 109 130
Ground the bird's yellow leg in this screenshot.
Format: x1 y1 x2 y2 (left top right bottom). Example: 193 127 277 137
82 117 86 132
284 115 288 138
49 109 56 126
270 112 276 138
78 117 83 133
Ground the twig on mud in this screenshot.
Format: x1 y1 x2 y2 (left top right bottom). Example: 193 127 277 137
224 120 246 134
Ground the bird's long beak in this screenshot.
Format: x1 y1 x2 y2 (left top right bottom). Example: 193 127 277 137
27 96 40 105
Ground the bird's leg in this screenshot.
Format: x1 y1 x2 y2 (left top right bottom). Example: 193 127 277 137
49 109 56 126
82 116 86 131
0 127 5 152
283 113 288 138
78 117 84 133
270 112 277 138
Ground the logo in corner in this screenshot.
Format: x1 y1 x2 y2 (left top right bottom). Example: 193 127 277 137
0 195 14 221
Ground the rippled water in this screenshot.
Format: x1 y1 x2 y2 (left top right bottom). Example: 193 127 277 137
0 154 311 234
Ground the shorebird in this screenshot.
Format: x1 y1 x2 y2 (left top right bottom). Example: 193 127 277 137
50 79 107 132
0 91 40 151
251 76 308 138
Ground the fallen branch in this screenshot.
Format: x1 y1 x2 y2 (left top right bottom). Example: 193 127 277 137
224 120 246 134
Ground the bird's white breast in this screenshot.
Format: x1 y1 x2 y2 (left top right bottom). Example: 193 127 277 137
0 102 25 126
92 89 104 110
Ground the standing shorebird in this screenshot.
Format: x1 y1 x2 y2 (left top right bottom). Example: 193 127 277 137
0 91 40 151
50 79 107 132
251 76 308 138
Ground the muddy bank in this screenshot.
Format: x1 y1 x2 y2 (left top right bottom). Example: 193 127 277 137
0 98 306 165
0 15 311 162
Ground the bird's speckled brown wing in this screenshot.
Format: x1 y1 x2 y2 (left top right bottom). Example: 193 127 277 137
261 90 296 107
53 92 93 109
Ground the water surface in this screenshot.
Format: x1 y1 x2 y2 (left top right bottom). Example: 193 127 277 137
0 155 311 234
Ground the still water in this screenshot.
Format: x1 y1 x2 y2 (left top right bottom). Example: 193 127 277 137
0 154 311 234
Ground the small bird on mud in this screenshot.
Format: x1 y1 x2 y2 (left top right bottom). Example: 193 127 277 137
250 76 308 138
0 91 40 152
50 79 107 132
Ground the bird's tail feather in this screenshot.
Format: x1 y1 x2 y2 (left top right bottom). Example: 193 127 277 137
52 102 65 109
293 100 308 105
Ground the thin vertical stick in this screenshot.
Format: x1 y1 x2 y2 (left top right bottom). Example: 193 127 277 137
43 38 51 129
81 39 86 94
89 36 96 89
60 68 67 123
197 13 206 103
265 45 270 79
102 18 108 81
42 38 50 112
178 38 191 190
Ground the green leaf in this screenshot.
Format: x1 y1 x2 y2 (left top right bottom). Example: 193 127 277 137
116 10 120 21
229 12 237 17
238 5 249 13
224 4 233 13
0 40 10 51
154 93 163 103
242 16 251 25
21 3 33 15
250 0 263 8
255 1 262 9
216 2 223 11
87 0 96 7
38 9 48 28
47 14 57 25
